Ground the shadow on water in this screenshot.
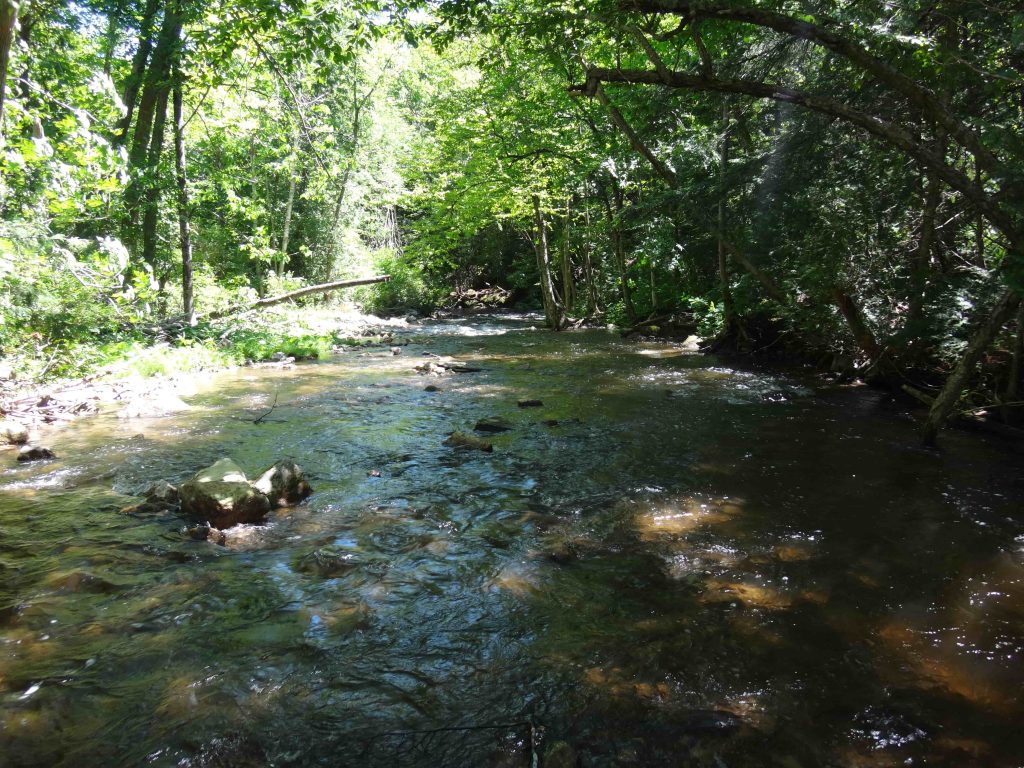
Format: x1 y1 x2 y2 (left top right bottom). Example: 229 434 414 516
1 315 1022 767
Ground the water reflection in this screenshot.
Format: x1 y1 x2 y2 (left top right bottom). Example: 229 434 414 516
0 316 1022 766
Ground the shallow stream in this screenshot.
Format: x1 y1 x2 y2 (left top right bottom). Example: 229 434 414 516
1 316 1022 767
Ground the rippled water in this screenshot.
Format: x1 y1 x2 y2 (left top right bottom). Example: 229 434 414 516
1 316 1022 767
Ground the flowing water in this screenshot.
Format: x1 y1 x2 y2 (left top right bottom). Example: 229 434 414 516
1 316 1022 767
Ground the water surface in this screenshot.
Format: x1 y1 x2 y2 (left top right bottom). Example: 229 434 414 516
1 316 1022 766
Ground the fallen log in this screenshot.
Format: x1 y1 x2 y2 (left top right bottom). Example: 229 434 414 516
205 275 391 322
157 275 391 329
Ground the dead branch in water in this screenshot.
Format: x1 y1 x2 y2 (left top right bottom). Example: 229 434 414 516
253 392 279 424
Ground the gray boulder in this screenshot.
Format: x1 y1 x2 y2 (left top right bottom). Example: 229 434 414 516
1 420 29 445
252 459 312 508
17 445 56 462
179 458 271 528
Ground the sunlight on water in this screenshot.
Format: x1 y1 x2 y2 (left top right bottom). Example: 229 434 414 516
0 316 1021 767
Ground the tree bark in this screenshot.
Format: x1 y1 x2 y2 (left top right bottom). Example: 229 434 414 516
124 0 180 260
102 8 119 76
561 198 576 312
907 165 941 329
279 168 296 276
155 277 394 329
140 86 169 270
582 202 600 313
172 72 193 323
117 0 162 145
0 0 18 133
1002 303 1024 425
582 75 787 308
717 101 734 331
921 288 1021 445
532 194 566 330
599 180 637 323
721 240 786 302
832 287 882 361
974 158 985 267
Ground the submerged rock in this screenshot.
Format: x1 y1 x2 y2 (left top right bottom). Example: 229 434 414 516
144 479 179 504
252 459 312 507
179 458 271 528
424 385 440 392
474 417 512 433
186 524 227 546
17 445 56 462
296 548 360 578
415 361 448 375
117 394 190 419
121 499 173 516
517 399 543 408
122 479 181 515
0 420 29 445
444 431 493 452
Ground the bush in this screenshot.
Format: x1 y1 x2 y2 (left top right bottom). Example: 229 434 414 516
362 250 444 313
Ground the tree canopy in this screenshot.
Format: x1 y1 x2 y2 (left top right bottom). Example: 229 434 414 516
1 0 1022 441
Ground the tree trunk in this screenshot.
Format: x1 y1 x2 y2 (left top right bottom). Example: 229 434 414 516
921 288 1021 445
576 67 1020 248
625 0 998 175
592 82 676 186
140 87 170 276
116 0 161 145
126 3 179 260
1002 303 1024 425
532 194 565 330
13 1 33 101
832 287 882 361
127 2 179 173
582 202 600 313
157 276 391 327
279 169 296 276
172 73 193 324
599 181 637 323
561 198 576 312
0 0 18 133
908 170 940 327
722 240 786 302
974 158 985 267
102 9 119 76
717 101 734 331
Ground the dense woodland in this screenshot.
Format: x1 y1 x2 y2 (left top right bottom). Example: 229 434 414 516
1 0 1023 443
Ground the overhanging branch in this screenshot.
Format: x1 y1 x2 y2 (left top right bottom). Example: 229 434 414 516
573 67 1020 246
622 0 1001 175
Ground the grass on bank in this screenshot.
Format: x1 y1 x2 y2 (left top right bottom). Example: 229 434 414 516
5 306 382 387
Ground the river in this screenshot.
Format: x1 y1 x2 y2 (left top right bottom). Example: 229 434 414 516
1 315 1022 767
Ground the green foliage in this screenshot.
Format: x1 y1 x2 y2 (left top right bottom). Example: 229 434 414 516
362 250 437 312
688 298 724 340
0 0 1022 413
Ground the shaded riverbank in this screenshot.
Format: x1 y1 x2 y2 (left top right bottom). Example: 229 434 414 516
1 315 1022 767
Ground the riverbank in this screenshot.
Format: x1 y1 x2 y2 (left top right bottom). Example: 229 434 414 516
0 306 417 449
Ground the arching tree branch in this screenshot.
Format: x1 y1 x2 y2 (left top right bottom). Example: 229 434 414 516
622 0 1001 175
574 67 1021 248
